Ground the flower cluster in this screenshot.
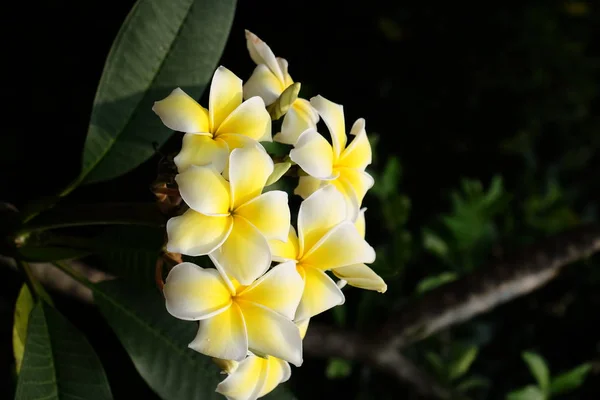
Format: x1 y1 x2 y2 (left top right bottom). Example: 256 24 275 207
154 30 387 400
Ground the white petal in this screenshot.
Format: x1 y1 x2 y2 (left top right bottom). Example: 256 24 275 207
239 301 303 367
310 95 347 159
298 184 348 256
275 99 319 145
245 30 284 83
243 64 283 105
238 261 304 319
166 211 232 256
216 354 267 400
210 66 243 131
176 165 231 215
295 266 345 321
289 129 334 179
189 303 248 361
259 357 291 397
152 88 210 133
163 263 232 320
301 221 376 270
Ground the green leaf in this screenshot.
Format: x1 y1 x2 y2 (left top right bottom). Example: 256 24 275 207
506 385 545 400
15 302 113 400
266 161 292 186
12 285 34 374
425 351 447 381
325 358 352 380
549 363 592 396
422 229 449 260
415 272 458 294
94 279 295 399
78 0 237 185
448 345 478 381
456 376 489 392
522 352 550 392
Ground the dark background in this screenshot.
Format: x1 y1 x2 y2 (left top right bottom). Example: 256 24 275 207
3 0 600 399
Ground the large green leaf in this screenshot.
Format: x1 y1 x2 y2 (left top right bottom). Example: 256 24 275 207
15 302 113 400
78 0 236 185
94 278 296 400
12 285 34 374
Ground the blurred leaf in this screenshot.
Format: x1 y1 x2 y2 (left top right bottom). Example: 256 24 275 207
549 363 592 396
266 161 292 186
17 246 92 262
12 285 34 374
425 352 447 381
94 279 295 399
15 302 112 400
415 272 458 294
422 228 449 260
77 0 237 185
448 345 479 381
506 385 545 400
522 352 550 392
372 157 402 199
325 358 352 380
456 376 489 393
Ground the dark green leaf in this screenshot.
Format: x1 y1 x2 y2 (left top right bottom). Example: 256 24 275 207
415 272 458 294
456 376 489 392
549 363 592 396
325 358 352 380
448 345 478 381
13 285 34 374
78 0 237 185
93 279 295 399
522 352 550 392
425 352 447 381
15 302 112 400
506 385 545 400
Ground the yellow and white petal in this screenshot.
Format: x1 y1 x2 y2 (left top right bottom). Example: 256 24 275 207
243 64 283 106
175 165 231 215
216 356 265 400
216 354 267 400
189 303 248 361
276 58 294 87
355 207 366 239
174 134 229 173
238 261 304 319
216 97 271 142
298 184 348 256
295 266 345 321
295 318 310 340
294 176 325 200
213 215 271 285
310 95 347 160
245 30 284 83
152 88 210 133
239 301 303 367
301 221 376 270
269 226 299 262
213 358 239 375
216 135 261 181
332 264 387 293
337 119 372 170
209 66 243 132
229 147 274 210
259 357 292 397
332 168 375 219
235 191 290 241
275 99 320 145
163 263 232 320
166 210 233 256
289 129 334 179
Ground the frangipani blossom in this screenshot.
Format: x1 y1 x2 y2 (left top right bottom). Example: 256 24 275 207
332 208 387 293
243 30 319 145
291 95 374 218
164 261 304 366
153 66 272 173
214 320 310 400
269 185 376 321
167 146 290 285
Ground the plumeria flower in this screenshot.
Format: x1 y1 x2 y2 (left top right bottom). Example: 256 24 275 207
214 320 310 400
153 66 272 173
163 260 304 366
167 145 290 285
243 30 319 145
332 208 387 293
269 185 376 321
291 95 374 219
